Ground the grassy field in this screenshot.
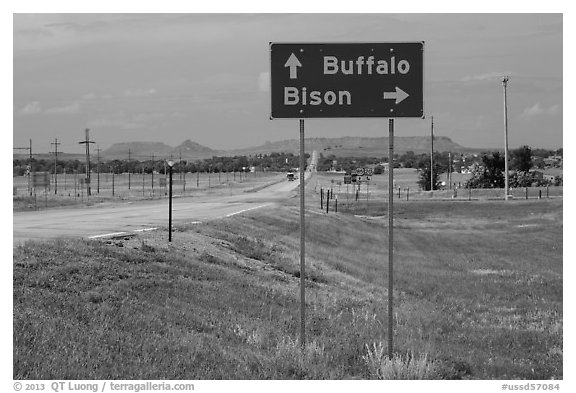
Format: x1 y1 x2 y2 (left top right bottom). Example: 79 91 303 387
12 171 283 211
313 170 563 202
13 196 562 379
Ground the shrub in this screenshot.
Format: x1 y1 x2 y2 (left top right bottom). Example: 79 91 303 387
362 343 441 379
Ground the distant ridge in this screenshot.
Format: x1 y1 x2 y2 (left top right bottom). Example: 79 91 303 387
102 140 218 160
228 136 466 157
104 142 173 159
16 136 476 161
100 136 470 160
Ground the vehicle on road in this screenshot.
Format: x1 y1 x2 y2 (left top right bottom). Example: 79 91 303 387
287 172 295 181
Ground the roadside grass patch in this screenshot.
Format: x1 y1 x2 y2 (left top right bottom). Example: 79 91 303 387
14 199 562 379
363 344 441 379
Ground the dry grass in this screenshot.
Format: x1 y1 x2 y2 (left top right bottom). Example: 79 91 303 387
363 343 441 379
13 196 562 379
12 172 284 211
313 171 563 202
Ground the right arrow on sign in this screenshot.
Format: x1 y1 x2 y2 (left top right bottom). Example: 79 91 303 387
383 87 410 104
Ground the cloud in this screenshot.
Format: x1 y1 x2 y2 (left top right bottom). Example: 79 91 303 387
461 72 513 82
82 92 113 100
86 111 167 130
122 88 157 97
18 101 81 115
45 102 80 114
258 72 270 92
86 117 141 130
519 102 559 118
83 89 158 100
18 101 42 115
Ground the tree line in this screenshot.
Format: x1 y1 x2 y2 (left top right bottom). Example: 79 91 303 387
423 146 562 190
316 146 562 191
13 152 308 177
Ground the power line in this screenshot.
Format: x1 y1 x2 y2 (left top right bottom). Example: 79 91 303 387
13 139 33 196
96 146 102 194
502 76 510 201
50 138 61 194
151 153 155 192
79 129 95 196
430 116 434 192
128 148 131 189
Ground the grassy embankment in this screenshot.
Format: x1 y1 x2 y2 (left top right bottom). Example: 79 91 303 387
13 197 562 379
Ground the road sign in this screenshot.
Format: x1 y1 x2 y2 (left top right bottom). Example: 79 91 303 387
365 168 374 176
344 175 351 184
270 42 424 118
356 167 365 176
33 172 50 187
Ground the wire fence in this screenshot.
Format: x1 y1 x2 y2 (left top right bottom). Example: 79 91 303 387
316 180 563 206
13 171 278 210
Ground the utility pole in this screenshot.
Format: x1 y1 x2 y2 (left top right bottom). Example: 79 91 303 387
448 152 451 190
430 116 434 191
14 138 33 196
96 146 102 194
179 150 183 181
79 128 95 196
128 148 132 190
151 154 155 194
51 138 61 194
502 76 510 200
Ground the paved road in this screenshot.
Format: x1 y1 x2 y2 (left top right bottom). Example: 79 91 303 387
13 171 311 245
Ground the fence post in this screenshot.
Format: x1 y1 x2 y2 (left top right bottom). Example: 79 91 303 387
468 186 471 201
406 188 409 201
335 197 338 213
525 187 528 200
539 189 542 200
320 188 323 209
398 187 401 199
546 185 549 198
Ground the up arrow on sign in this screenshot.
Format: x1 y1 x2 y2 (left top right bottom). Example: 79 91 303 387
284 53 302 80
383 87 410 104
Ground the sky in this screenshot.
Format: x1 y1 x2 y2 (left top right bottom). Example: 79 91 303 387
13 12 563 154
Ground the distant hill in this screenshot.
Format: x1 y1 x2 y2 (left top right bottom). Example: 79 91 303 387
98 136 473 160
228 136 467 157
102 140 218 160
14 136 476 162
173 139 218 159
103 142 174 160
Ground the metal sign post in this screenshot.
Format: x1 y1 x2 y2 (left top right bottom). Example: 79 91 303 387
299 119 306 349
270 41 424 358
347 183 349 208
388 119 394 360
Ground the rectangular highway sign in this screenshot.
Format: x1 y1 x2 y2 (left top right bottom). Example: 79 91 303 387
270 42 424 118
